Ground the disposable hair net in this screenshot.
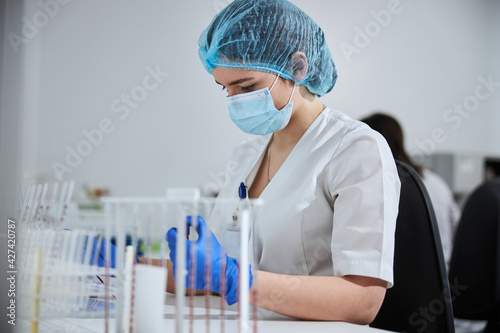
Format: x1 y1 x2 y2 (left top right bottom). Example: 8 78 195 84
198 0 337 97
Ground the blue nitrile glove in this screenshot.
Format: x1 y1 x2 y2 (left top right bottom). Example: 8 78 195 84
83 236 138 268
166 215 252 305
82 236 117 268
96 237 117 268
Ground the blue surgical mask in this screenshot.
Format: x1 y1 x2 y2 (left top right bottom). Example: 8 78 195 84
226 75 296 135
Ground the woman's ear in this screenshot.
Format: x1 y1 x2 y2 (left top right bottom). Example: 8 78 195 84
290 51 308 82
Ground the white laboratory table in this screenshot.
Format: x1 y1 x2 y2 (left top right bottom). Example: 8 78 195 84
162 293 392 332
36 317 393 333
170 320 393 332
23 294 395 332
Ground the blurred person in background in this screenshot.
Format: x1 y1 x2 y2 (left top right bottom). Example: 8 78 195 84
360 113 461 269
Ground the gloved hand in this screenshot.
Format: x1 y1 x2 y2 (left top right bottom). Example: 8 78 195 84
166 215 252 305
83 236 138 268
84 236 117 268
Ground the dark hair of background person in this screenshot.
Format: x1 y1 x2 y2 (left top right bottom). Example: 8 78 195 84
360 113 424 177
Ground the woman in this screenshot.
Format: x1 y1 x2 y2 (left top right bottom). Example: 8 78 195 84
166 0 400 324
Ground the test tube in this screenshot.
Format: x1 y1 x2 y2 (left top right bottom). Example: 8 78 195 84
145 203 153 266
43 183 58 227
19 185 34 224
123 245 135 333
60 181 75 224
189 214 197 333
204 199 212 333
34 184 48 227
31 247 43 333
239 209 250 333
50 182 67 227
175 206 186 333
28 185 43 228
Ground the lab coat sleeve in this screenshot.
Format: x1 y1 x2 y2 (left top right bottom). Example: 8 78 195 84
328 127 400 287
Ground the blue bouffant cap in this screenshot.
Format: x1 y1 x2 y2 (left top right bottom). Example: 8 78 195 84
198 0 337 97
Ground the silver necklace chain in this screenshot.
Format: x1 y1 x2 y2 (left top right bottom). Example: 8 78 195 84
265 138 272 188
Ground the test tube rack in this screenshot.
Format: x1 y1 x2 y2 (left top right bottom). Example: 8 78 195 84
16 184 261 333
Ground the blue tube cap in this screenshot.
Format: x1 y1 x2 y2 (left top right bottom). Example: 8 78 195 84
238 182 247 199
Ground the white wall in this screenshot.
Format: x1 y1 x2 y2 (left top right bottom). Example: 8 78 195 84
485 0 500 156
32 0 248 196
305 0 495 158
15 0 500 197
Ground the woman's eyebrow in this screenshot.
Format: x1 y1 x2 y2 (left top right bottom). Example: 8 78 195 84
214 77 254 87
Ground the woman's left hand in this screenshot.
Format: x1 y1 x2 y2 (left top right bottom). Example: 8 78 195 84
166 215 252 305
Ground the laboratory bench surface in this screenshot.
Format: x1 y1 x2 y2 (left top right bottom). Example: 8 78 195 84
19 294 396 332
28 317 394 333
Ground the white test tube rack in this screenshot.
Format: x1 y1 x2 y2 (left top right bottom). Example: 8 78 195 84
101 196 262 333
17 188 261 333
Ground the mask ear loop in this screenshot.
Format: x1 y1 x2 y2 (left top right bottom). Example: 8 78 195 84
270 74 296 104
287 84 296 104
269 75 280 91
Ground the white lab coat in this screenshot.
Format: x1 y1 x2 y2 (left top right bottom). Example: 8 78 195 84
215 107 400 287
